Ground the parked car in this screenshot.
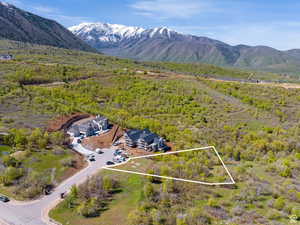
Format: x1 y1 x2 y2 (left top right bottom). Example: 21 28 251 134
60 192 66 199
106 161 115 165
113 141 121 146
0 196 9 202
95 148 103 154
88 154 96 162
89 157 96 162
114 149 123 156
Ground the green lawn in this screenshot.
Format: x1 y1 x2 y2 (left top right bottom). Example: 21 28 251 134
0 148 78 200
50 171 144 225
22 150 74 183
0 145 11 156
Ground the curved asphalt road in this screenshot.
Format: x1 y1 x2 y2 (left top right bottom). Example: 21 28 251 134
0 148 115 225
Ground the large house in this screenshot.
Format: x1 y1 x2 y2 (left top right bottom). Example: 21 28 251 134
68 115 109 137
0 54 13 60
124 129 168 152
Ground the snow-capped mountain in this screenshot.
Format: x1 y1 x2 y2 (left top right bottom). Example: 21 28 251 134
69 22 300 71
69 22 145 43
69 22 183 49
69 22 235 64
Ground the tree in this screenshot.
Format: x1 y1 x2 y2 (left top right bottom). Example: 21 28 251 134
144 183 155 200
273 197 285 210
176 217 187 225
103 176 113 192
2 167 24 185
70 185 78 199
76 198 100 217
37 137 48 149
207 198 218 208
291 207 300 220
280 167 292 178
2 155 19 167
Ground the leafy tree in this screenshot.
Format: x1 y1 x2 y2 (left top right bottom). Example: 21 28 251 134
143 183 155 201
273 197 285 210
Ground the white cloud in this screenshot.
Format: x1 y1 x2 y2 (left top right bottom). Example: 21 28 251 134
130 0 213 19
32 5 59 14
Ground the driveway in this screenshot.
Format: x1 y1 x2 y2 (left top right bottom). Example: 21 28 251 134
71 137 95 156
0 148 115 225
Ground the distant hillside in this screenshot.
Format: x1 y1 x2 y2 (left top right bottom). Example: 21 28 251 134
1 39 296 83
70 22 300 75
0 2 96 52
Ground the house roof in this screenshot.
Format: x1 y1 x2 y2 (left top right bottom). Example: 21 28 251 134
69 124 80 133
0 54 13 58
94 115 108 122
125 129 160 144
125 129 144 141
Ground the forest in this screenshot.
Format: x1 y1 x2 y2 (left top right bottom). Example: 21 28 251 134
0 40 300 224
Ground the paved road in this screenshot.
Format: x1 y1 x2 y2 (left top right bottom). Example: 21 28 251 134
0 148 115 225
71 137 95 156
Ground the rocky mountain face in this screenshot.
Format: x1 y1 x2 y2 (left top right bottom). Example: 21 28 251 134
70 22 300 74
0 2 96 52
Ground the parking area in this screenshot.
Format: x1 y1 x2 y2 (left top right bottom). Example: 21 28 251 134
67 114 172 167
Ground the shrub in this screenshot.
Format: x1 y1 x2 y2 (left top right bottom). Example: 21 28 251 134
291 207 300 220
207 198 219 208
273 197 285 210
280 167 292 178
144 183 155 201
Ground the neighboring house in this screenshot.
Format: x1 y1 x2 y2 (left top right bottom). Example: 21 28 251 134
68 115 109 137
68 125 80 137
0 54 13 60
93 115 109 131
124 129 168 152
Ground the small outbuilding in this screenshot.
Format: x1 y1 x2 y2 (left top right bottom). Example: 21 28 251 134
0 54 13 60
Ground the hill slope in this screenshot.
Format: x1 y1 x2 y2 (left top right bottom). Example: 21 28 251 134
0 2 96 52
70 22 300 74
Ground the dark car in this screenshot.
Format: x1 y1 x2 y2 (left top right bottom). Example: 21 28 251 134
88 155 96 162
106 161 115 165
89 157 96 162
0 196 9 202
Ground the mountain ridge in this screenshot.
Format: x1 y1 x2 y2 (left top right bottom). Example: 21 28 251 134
70 22 300 74
0 2 96 52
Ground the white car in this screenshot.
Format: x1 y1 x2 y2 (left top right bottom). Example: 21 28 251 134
95 148 103 154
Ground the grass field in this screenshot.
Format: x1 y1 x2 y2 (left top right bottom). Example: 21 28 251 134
50 171 144 225
0 145 11 156
1 40 300 224
0 148 80 200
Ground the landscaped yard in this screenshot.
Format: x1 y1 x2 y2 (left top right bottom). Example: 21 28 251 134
0 146 83 200
50 171 144 225
0 145 11 156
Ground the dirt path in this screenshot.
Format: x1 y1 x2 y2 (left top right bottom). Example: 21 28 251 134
208 78 300 89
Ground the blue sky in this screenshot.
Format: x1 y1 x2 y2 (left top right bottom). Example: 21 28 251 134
4 0 300 50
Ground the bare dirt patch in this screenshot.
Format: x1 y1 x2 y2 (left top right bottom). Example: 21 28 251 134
58 152 87 182
47 113 90 132
82 125 124 150
208 77 300 89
